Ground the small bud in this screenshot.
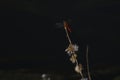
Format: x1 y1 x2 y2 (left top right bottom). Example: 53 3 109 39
70 54 77 63
75 64 83 73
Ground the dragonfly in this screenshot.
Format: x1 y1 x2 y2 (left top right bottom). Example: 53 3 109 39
55 19 72 32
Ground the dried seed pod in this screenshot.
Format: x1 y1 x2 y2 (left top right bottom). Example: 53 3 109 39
70 54 77 63
75 64 83 73
73 53 77 57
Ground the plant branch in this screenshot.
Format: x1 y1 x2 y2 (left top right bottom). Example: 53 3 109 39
64 27 72 44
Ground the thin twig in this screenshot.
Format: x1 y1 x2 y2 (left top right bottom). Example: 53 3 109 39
75 58 79 66
80 71 84 79
86 45 91 80
64 27 72 44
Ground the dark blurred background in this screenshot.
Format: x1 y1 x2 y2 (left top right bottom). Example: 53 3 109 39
0 0 120 80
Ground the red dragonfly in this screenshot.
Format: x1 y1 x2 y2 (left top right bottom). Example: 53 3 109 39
63 21 72 32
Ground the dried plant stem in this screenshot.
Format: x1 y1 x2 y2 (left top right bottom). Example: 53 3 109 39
80 71 84 79
64 27 84 78
75 58 79 66
86 45 91 80
75 55 84 78
64 27 79 66
64 27 72 44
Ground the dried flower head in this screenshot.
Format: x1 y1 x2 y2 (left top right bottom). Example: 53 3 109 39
65 44 79 55
75 64 83 73
70 54 77 63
